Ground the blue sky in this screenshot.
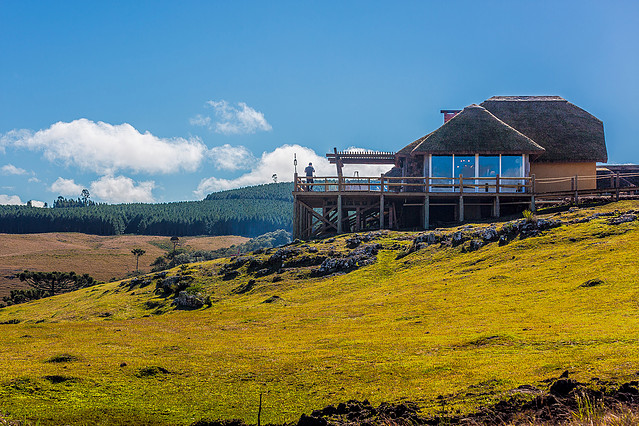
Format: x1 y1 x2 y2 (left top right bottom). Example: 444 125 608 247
1 0 638 205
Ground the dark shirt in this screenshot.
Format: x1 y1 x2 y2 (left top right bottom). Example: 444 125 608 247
304 166 315 176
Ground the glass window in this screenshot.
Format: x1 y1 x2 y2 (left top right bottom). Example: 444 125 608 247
478 156 499 193
431 155 452 177
431 155 452 192
501 155 524 193
501 156 523 177
478 156 500 177
454 156 475 178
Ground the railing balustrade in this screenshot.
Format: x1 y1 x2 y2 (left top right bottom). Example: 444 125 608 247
293 174 533 193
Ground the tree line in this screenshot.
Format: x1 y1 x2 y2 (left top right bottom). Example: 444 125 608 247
0 183 294 237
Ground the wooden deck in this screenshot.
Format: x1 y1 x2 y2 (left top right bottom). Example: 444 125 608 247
292 171 639 239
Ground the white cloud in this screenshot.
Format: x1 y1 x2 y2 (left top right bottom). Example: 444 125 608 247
195 144 391 196
28 177 40 183
90 175 155 203
49 175 155 203
190 100 272 135
0 194 24 205
208 144 256 171
1 119 207 174
1 164 27 175
29 200 46 208
50 177 85 196
189 114 211 127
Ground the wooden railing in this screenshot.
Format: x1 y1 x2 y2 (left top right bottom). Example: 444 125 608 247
293 174 534 194
293 170 639 202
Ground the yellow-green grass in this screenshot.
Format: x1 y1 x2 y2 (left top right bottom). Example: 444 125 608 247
1 202 639 425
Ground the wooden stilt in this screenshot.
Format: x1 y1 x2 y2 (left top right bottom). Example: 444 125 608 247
337 195 343 233
424 195 430 230
379 174 385 230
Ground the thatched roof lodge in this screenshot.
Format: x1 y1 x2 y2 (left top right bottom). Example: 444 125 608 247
395 96 607 193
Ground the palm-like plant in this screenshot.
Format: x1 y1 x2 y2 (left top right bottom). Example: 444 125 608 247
131 248 146 272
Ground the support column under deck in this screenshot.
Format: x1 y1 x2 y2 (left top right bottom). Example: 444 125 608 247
337 194 343 234
494 196 500 217
459 196 464 222
424 195 430 230
379 194 385 229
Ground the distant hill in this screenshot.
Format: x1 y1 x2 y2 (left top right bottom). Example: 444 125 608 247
205 181 293 202
0 182 294 237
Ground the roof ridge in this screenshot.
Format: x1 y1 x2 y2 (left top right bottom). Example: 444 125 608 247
409 104 545 155
484 95 566 102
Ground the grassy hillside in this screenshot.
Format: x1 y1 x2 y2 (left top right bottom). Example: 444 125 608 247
0 233 248 299
0 201 638 425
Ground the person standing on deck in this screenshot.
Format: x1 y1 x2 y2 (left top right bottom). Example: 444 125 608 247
304 162 315 191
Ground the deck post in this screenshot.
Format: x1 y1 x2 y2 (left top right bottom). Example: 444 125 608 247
616 172 620 201
424 195 430 230
458 174 464 222
379 174 385 229
494 196 500 217
574 175 579 205
530 174 536 211
293 196 298 240
337 194 343 234
495 174 500 194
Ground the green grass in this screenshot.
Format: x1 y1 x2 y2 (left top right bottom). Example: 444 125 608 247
1 201 639 425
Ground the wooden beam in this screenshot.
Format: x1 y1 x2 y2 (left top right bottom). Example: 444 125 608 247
298 200 337 231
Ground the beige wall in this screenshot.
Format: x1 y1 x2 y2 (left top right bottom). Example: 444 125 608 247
531 162 597 193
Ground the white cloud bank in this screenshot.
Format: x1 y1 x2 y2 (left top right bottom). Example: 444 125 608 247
190 100 272 135
50 177 85 196
0 194 24 205
0 194 45 207
91 175 155 203
195 144 391 197
50 175 155 203
1 164 28 175
1 119 207 175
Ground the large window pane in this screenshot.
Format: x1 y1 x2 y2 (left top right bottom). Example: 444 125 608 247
454 156 475 178
478 156 499 192
501 156 523 177
454 155 475 192
501 155 523 193
479 156 499 177
431 155 452 192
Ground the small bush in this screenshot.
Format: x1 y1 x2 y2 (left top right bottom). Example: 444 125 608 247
522 209 537 223
135 366 170 378
580 278 605 288
45 354 79 363
43 375 77 384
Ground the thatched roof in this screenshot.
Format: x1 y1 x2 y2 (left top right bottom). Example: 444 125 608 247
480 96 607 162
396 132 432 156
409 104 545 155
